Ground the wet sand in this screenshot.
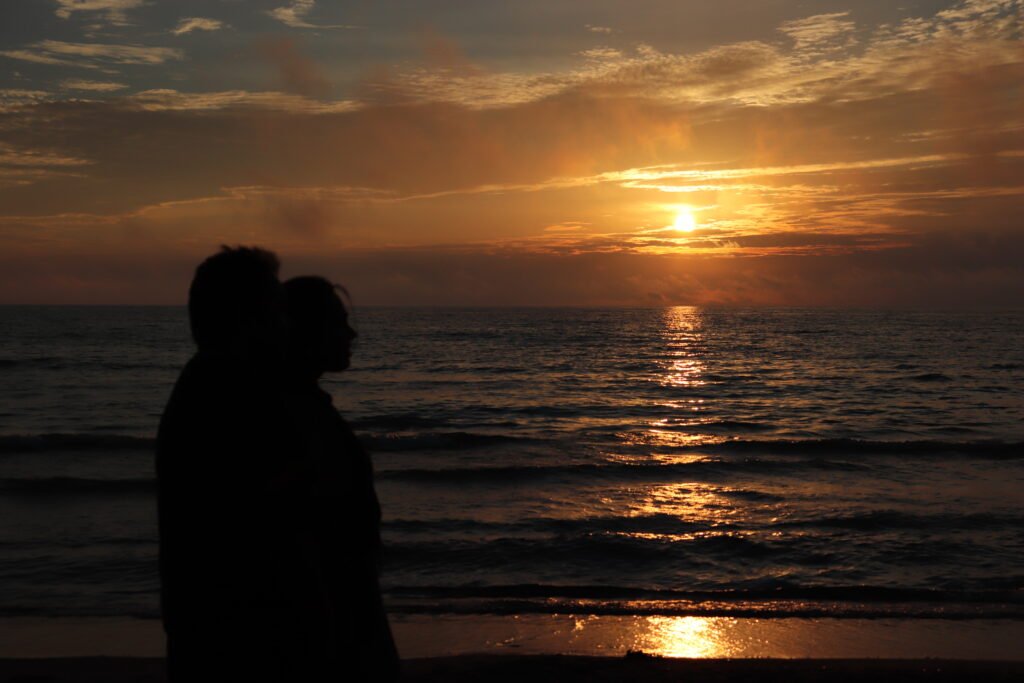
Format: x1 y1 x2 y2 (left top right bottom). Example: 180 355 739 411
1 655 1023 682
5 615 1024 661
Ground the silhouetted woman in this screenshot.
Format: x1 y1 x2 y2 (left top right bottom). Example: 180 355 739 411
283 276 399 682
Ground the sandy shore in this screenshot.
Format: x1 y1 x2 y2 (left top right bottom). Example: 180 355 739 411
5 616 1024 660
1 655 1023 682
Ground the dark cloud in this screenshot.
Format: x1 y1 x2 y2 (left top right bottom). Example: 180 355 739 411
255 37 331 98
266 194 331 237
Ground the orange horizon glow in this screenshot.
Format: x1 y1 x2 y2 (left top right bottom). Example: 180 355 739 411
1 1 1022 305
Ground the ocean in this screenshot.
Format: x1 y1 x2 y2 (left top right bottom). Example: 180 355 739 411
1 306 1022 656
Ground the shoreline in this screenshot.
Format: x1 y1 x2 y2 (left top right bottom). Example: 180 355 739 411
3 615 1023 661
1 655 1023 683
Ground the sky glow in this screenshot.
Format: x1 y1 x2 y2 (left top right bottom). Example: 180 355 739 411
0 0 1022 305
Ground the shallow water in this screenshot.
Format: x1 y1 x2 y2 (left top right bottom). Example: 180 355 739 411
0 306 1022 624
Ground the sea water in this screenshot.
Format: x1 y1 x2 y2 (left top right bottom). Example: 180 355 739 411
1 307 1022 655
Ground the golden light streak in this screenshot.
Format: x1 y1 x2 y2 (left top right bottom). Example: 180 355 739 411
641 616 733 658
661 306 705 387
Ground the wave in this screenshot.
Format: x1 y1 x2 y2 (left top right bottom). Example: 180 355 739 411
0 433 154 454
777 510 1023 532
0 430 535 455
1 431 1017 467
383 599 1024 620
385 582 1024 605
0 357 63 369
378 458 870 484
364 431 540 452
379 583 1024 619
386 513 728 537
4 598 1020 621
352 412 450 430
690 420 775 433
0 357 178 371
382 533 837 569
0 476 155 495
695 438 1024 458
1 537 156 551
384 509 1021 536
380 531 1008 581
0 605 161 619
910 372 954 382
417 364 531 375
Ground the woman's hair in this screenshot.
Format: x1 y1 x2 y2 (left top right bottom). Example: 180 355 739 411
283 275 350 341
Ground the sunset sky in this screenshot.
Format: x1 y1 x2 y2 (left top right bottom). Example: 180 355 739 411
1 0 1022 305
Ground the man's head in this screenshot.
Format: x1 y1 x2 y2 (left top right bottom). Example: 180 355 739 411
188 246 284 356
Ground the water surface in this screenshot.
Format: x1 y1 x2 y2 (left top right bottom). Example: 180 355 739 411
1 306 1022 627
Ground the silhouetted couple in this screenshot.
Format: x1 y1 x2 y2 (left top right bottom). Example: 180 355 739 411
156 247 398 682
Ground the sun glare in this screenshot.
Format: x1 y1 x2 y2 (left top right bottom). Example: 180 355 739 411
673 208 697 232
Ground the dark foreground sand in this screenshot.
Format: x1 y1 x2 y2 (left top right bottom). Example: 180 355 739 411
2 655 1022 682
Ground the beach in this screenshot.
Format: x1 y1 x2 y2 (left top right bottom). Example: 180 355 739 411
2 655 1023 683
3 614 1024 679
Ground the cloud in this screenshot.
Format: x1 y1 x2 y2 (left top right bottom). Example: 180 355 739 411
268 0 315 28
778 12 856 51
256 38 331 98
0 143 90 168
61 79 128 92
267 0 357 29
376 0 1021 109
386 40 786 108
0 142 91 187
418 28 483 77
0 38 1020 232
172 18 226 36
0 89 690 220
128 89 355 112
0 89 52 111
0 41 183 69
544 221 590 232
0 49 85 68
586 25 614 34
54 0 144 26
607 154 970 191
266 196 331 237
579 47 624 61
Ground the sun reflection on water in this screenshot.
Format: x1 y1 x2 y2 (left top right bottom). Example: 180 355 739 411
631 481 742 521
639 616 737 658
660 306 706 388
595 308 746 659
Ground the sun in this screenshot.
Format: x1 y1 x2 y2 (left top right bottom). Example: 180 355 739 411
672 207 697 232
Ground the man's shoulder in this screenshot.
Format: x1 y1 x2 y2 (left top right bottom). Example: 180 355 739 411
158 354 248 440
159 352 293 451
170 352 265 398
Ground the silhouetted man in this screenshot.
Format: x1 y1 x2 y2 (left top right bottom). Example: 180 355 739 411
156 247 327 681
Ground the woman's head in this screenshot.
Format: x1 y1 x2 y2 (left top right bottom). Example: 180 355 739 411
283 276 357 377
